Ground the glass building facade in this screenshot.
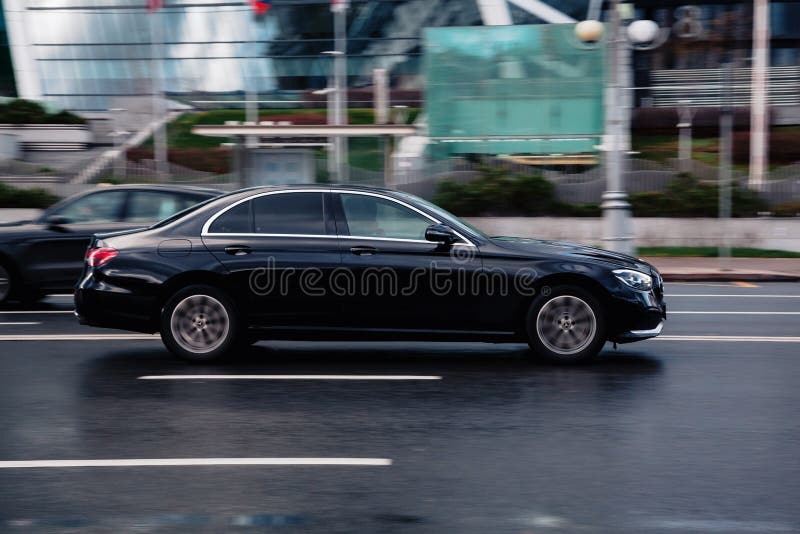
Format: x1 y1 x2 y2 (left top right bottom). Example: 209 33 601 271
2 0 585 111
1 0 798 112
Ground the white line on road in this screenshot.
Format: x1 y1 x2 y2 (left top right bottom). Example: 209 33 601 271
0 334 157 341
667 294 800 298
0 322 40 326
670 311 800 315
656 335 800 342
0 458 392 469
0 310 74 315
139 374 441 381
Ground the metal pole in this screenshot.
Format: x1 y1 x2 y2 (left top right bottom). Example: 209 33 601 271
150 10 168 181
332 2 348 182
601 0 633 255
373 68 388 125
749 0 770 188
719 61 734 267
110 108 127 183
677 101 693 173
383 135 393 188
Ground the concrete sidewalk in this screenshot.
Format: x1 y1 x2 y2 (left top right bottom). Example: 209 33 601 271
644 257 800 282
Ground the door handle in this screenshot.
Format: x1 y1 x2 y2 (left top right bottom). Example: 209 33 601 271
350 246 378 256
224 245 252 256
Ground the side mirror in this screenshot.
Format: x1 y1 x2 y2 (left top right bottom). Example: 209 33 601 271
425 223 458 245
45 215 71 230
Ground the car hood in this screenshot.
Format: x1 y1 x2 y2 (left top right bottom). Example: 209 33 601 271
490 236 653 271
0 220 47 241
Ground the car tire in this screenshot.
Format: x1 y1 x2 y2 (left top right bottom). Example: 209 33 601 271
160 285 240 363
526 285 606 363
0 262 12 304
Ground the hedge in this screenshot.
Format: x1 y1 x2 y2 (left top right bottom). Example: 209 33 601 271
0 99 85 125
0 183 59 209
434 169 769 218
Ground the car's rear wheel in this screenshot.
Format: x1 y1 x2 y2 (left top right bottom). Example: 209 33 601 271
161 285 239 362
526 285 606 363
0 263 11 304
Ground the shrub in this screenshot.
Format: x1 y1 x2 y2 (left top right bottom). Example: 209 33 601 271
772 201 800 217
0 99 85 125
433 167 558 216
127 147 231 174
732 130 800 165
434 169 767 218
0 183 59 208
630 174 766 217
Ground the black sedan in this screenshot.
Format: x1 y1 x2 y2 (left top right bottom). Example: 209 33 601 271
0 184 219 303
75 185 666 363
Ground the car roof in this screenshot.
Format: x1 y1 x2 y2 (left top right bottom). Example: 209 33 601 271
92 184 222 196
229 184 401 196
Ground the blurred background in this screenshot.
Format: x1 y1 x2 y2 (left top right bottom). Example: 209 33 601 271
0 0 799 253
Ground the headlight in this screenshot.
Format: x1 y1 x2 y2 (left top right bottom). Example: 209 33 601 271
613 269 653 291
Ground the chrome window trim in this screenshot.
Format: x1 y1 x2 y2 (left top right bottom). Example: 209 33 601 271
201 189 329 237
200 188 476 247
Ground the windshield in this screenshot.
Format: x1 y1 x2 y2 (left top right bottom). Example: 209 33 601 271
396 192 489 240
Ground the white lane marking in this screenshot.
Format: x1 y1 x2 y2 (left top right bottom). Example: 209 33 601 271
671 311 800 315
667 294 800 298
0 310 74 315
642 518 794 532
0 334 157 341
0 458 392 469
139 374 442 381
656 335 800 342
0 322 40 326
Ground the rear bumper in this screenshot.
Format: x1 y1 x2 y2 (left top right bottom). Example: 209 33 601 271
75 280 159 334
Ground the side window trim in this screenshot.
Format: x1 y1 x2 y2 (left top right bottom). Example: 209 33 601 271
201 189 475 246
202 190 331 237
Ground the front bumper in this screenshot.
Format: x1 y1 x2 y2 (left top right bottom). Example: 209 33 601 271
607 272 667 344
614 320 664 343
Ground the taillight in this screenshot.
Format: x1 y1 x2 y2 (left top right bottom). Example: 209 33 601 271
85 247 118 268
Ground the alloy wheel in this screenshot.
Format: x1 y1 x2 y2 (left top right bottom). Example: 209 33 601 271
535 295 597 355
169 294 230 354
0 264 10 302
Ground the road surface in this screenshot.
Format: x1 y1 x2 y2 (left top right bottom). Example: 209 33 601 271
0 283 799 533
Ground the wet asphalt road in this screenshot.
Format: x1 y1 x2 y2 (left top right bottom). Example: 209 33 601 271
0 283 799 533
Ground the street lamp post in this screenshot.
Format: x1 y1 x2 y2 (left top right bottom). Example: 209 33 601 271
320 50 344 182
576 8 664 256
109 107 129 183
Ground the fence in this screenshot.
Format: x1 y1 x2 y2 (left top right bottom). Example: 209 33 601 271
5 153 800 209
391 157 800 207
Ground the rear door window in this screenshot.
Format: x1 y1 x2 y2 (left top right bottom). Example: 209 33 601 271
208 200 253 233
252 192 325 235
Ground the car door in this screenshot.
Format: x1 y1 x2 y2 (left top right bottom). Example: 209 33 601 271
22 189 130 289
332 191 484 332
201 190 343 328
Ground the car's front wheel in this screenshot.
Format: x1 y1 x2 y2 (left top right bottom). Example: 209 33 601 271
161 285 239 362
526 285 606 363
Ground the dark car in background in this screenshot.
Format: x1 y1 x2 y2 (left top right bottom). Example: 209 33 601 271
75 185 666 363
0 185 220 303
